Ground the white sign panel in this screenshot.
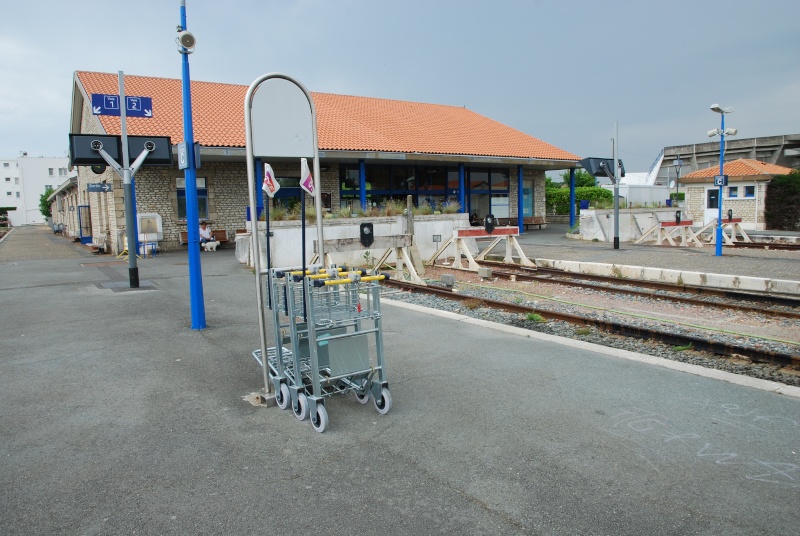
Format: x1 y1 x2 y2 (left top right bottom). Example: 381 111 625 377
251 78 314 158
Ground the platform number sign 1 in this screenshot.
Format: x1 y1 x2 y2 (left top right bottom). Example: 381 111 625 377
92 94 153 118
714 175 728 187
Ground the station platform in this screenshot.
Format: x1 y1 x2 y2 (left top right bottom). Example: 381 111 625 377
1 225 798 534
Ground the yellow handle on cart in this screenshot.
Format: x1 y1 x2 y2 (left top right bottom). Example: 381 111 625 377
313 273 388 287
275 267 348 279
288 268 354 282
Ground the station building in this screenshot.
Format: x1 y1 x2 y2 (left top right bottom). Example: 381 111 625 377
55 71 580 252
679 159 794 229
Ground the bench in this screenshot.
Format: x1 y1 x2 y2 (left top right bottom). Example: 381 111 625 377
88 235 107 254
523 216 548 230
492 217 548 229
180 229 229 246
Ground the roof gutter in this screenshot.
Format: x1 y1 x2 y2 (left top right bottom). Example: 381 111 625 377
317 150 580 169
180 146 581 169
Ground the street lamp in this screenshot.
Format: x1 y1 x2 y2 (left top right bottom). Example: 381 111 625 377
178 0 205 329
672 156 683 197
708 103 737 257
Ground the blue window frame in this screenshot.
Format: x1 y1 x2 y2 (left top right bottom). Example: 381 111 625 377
177 177 208 220
745 185 755 198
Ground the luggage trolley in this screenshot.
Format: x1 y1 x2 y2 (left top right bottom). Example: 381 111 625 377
254 266 392 433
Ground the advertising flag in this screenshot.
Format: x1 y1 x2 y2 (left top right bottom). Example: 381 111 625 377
300 158 315 196
262 163 279 198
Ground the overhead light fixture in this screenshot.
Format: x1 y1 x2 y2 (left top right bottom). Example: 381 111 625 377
710 103 733 114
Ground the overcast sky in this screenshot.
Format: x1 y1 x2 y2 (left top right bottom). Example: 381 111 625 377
1 0 798 174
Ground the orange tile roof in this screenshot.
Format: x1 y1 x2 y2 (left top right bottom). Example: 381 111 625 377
75 71 580 162
681 159 794 179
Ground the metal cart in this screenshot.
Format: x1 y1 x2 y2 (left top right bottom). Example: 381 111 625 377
253 266 391 432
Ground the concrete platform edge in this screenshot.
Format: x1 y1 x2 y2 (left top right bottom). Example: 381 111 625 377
383 298 800 399
534 258 800 296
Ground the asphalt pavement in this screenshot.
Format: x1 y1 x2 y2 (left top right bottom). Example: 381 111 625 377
1 226 798 535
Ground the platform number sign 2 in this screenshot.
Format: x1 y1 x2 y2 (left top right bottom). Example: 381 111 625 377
714 175 728 187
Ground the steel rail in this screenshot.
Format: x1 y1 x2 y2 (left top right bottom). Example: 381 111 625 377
477 260 800 309
726 242 800 251
382 279 799 368
478 266 800 321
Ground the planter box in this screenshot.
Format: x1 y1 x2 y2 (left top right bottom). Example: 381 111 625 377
243 213 470 268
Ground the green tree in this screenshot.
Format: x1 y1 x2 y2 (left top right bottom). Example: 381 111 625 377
559 169 596 187
545 176 563 189
764 171 800 231
39 187 54 219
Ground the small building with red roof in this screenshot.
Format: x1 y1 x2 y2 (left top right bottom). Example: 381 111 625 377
68 71 580 251
679 158 794 230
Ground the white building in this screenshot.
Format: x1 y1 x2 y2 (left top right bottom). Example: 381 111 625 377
1 154 75 226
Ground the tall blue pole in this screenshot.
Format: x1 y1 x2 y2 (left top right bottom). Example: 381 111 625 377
516 165 523 232
715 114 725 257
180 0 205 328
458 163 465 212
569 168 576 228
358 159 367 210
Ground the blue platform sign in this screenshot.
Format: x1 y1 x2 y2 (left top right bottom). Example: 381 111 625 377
92 93 153 118
87 183 112 193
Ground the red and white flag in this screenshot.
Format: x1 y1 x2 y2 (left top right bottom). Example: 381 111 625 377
300 158 315 196
262 163 279 198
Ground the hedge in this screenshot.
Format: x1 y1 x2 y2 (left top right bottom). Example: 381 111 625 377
546 187 613 215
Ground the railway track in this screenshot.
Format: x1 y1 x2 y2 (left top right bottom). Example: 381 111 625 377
382 276 800 369
475 260 800 321
726 242 800 251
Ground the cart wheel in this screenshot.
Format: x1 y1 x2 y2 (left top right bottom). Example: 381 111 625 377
276 383 290 410
355 390 371 405
311 404 328 433
373 387 392 415
293 392 309 421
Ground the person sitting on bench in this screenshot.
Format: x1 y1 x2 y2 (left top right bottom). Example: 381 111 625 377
199 221 213 246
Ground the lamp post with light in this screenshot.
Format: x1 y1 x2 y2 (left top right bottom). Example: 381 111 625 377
672 156 683 198
708 104 737 257
177 0 205 329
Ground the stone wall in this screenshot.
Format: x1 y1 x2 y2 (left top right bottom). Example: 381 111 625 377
684 182 766 230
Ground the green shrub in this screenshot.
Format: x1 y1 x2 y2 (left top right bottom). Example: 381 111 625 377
546 187 613 215
442 201 461 214
383 200 405 216
764 171 800 231
413 204 433 216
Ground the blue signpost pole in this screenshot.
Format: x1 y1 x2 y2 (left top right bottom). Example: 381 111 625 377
458 163 465 212
569 168 576 228
517 165 523 232
359 159 367 211
715 114 726 257
179 0 205 329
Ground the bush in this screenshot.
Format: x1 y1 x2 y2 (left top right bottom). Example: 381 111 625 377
383 200 405 216
442 200 461 214
764 171 800 231
546 187 613 214
412 204 433 216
